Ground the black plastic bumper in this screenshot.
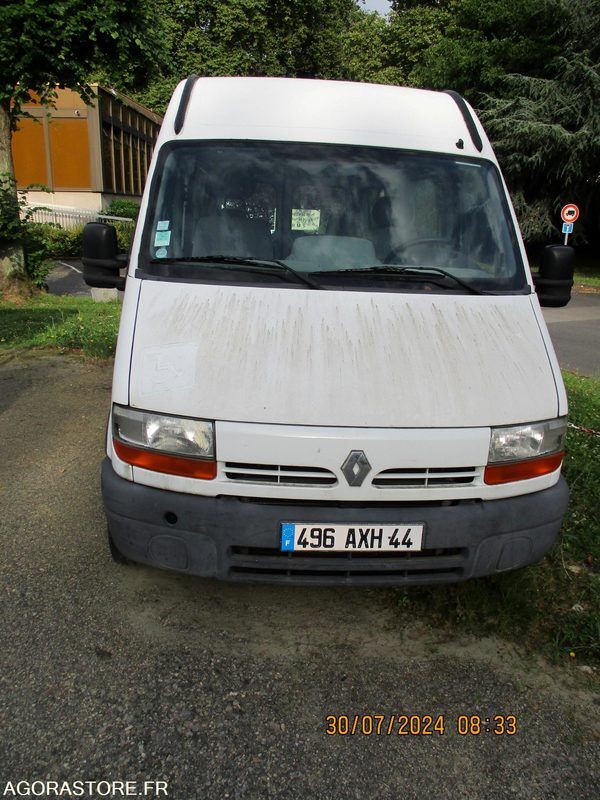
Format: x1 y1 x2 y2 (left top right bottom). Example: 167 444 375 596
102 459 569 586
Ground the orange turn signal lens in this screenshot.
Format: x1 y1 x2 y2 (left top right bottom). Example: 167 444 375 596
113 439 217 480
484 452 564 485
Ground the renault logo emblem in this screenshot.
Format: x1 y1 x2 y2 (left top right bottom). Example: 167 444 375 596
341 450 371 487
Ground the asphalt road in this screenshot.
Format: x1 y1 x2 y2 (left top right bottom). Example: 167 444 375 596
544 291 600 379
46 260 90 296
0 355 598 799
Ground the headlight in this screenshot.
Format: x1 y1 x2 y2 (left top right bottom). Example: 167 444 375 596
485 417 566 485
488 418 567 463
112 405 216 479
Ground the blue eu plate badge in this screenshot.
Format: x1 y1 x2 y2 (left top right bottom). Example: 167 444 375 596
281 523 296 551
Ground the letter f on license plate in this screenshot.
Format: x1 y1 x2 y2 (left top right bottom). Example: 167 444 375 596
280 523 424 552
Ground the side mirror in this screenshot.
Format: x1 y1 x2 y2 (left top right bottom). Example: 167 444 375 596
82 222 127 290
532 245 574 307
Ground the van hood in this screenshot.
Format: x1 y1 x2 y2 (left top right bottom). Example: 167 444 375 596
129 281 558 428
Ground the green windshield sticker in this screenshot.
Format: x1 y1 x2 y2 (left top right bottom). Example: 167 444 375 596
154 230 171 247
156 220 170 231
291 209 320 232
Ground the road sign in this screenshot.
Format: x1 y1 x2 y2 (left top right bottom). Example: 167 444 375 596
562 222 574 234
561 204 579 223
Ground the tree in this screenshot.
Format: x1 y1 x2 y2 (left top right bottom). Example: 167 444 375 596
340 11 404 85
407 0 562 99
136 0 360 114
386 3 453 86
479 0 600 242
0 0 161 292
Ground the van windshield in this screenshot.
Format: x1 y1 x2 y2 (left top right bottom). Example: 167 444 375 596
142 141 526 293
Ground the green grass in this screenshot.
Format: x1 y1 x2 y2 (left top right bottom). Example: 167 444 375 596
574 272 600 288
573 251 600 286
0 294 120 358
399 372 600 666
530 251 600 287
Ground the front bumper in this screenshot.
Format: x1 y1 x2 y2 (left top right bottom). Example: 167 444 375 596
102 459 569 586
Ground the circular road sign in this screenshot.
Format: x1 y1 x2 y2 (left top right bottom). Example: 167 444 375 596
561 204 580 223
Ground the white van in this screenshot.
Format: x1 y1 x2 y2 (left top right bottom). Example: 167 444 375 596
83 77 572 585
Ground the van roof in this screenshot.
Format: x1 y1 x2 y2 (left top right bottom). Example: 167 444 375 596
158 76 494 161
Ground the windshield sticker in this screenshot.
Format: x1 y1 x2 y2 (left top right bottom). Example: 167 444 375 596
291 209 320 232
156 220 170 231
155 247 168 258
154 230 172 247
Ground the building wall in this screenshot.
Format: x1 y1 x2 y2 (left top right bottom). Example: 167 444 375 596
13 89 97 192
24 190 104 212
12 87 162 204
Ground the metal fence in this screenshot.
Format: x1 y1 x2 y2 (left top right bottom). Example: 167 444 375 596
22 204 135 230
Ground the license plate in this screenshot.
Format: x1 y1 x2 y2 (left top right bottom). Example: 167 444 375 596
280 523 424 552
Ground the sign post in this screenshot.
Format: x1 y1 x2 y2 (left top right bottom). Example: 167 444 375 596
560 204 579 245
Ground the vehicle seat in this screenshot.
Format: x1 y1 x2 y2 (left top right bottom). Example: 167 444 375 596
192 215 273 260
285 235 378 271
460 206 497 267
370 196 392 258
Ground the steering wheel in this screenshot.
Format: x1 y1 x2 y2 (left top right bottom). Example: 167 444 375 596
384 238 463 264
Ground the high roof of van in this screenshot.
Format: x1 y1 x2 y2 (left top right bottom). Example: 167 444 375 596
157 77 495 161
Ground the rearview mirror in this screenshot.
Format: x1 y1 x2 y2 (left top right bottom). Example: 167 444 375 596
82 222 127 290
532 245 574 307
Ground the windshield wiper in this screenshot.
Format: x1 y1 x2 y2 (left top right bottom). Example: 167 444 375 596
312 265 488 295
148 255 323 290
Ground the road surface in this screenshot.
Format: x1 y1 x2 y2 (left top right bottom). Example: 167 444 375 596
544 292 600 379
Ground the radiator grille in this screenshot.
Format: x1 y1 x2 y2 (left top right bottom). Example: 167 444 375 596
224 462 337 486
372 466 478 488
224 462 479 489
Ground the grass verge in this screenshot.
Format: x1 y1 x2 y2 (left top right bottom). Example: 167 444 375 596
399 372 600 667
529 251 600 288
574 272 600 289
0 293 120 358
573 251 600 287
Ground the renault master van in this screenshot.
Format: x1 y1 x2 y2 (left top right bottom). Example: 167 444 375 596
83 77 572 585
